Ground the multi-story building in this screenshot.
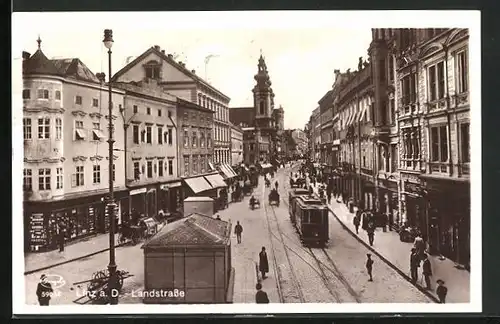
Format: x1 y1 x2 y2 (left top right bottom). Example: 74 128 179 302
319 90 334 165
291 128 308 156
230 54 282 166
230 123 244 167
308 107 321 161
336 57 376 211
111 45 232 167
272 106 285 161
391 28 470 267
111 80 181 221
306 28 470 268
176 97 224 197
22 39 127 252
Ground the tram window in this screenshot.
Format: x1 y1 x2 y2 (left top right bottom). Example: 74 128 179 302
302 210 310 223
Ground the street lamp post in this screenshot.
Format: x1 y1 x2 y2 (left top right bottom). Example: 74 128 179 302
103 29 119 305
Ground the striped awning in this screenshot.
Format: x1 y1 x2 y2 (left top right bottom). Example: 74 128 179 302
184 176 213 194
204 173 227 188
224 163 238 177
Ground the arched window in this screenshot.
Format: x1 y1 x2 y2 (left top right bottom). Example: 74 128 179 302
259 101 265 114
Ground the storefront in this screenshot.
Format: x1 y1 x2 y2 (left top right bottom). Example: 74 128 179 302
158 180 183 216
360 175 375 210
129 184 158 222
421 176 470 268
401 179 426 235
377 178 399 228
24 188 129 252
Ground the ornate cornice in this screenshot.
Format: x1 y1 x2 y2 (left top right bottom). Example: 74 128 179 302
145 156 155 160
156 156 165 160
71 110 87 117
72 155 88 162
89 112 104 119
90 155 104 161
131 156 142 161
106 155 118 160
24 106 65 114
24 157 65 163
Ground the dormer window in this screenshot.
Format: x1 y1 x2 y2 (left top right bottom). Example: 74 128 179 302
144 60 161 79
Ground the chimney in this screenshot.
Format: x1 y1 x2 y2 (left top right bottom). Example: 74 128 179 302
22 51 31 60
168 54 173 59
161 50 165 54
96 72 106 83
154 45 161 51
191 69 196 74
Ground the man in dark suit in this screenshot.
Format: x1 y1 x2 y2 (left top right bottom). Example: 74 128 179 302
36 274 53 306
255 282 269 303
259 247 269 280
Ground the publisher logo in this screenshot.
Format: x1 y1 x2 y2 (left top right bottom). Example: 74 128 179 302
41 274 66 289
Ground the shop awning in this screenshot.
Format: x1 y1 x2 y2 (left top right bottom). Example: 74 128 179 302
219 164 234 179
224 163 238 177
358 105 367 122
204 174 227 188
184 176 213 194
208 162 216 171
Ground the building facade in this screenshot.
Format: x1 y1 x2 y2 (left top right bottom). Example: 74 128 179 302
291 128 308 156
391 28 470 267
111 80 181 222
22 39 127 252
336 58 376 209
308 107 321 161
319 90 334 165
176 97 215 177
230 123 244 167
305 28 470 268
111 45 231 167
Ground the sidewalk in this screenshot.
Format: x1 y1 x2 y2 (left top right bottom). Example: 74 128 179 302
218 177 280 303
312 184 470 303
24 233 121 274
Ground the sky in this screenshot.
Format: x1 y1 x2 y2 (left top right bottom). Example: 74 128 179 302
12 11 476 129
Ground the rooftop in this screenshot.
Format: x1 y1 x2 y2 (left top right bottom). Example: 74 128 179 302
142 213 231 249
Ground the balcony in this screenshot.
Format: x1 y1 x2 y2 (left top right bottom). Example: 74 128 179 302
429 161 449 174
426 98 447 113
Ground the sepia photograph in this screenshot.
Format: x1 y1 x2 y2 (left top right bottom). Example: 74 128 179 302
12 10 481 314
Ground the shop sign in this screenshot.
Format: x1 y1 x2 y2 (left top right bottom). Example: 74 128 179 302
161 182 182 190
404 182 421 195
130 188 147 196
379 179 398 191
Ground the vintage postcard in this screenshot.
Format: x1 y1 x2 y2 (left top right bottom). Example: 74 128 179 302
12 10 481 315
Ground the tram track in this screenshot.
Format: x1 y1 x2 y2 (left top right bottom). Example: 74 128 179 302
262 180 305 303
274 168 361 303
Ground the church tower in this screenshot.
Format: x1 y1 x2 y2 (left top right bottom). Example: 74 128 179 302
252 54 274 130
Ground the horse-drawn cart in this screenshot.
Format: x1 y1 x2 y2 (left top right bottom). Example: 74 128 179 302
72 269 134 304
268 189 280 206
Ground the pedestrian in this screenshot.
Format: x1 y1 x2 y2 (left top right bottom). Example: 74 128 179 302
259 247 269 280
36 274 53 306
353 212 360 234
57 220 66 252
366 253 374 281
234 221 243 244
410 248 420 283
422 254 432 290
367 221 375 246
436 279 448 303
414 233 425 258
255 282 270 303
327 190 332 204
